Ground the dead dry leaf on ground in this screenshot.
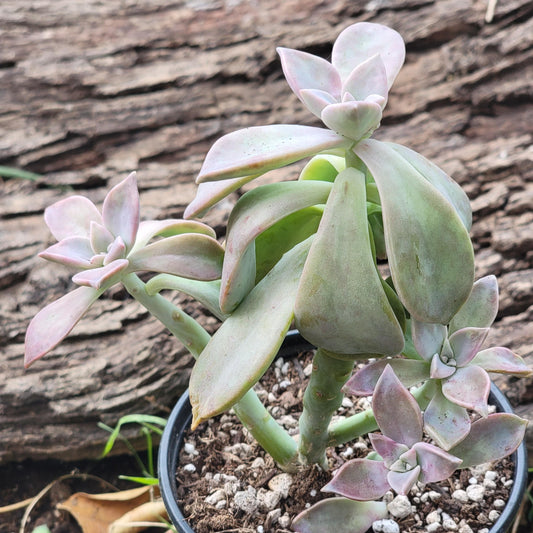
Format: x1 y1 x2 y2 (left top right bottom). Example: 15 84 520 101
57 485 160 533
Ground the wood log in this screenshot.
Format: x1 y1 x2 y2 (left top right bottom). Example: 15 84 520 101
0 0 531 464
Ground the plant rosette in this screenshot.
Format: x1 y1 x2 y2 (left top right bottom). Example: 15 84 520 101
25 19 531 533
157 333 528 533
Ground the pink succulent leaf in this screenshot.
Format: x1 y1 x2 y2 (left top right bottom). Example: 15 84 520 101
449 275 499 334
103 236 126 265
449 327 490 367
373 365 423 447
429 353 456 379
90 253 105 267
184 174 260 219
424 386 471 450
442 365 490 417
322 458 390 501
299 88 338 117
412 442 462 483
412 320 447 361
342 54 388 104
449 413 528 468
344 358 430 396
131 219 217 253
387 142 472 231
292 499 387 533
24 286 103 367
277 47 342 110
102 172 140 252
470 347 532 376
44 196 103 241
332 22 405 89
364 94 387 107
321 100 382 142
127 234 224 281
387 465 420 495
72 259 129 289
369 433 409 468
38 237 95 268
90 221 114 254
196 125 349 183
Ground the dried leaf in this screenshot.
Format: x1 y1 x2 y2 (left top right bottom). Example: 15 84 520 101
57 486 158 533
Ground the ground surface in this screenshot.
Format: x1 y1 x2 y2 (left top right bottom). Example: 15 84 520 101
0 0 532 528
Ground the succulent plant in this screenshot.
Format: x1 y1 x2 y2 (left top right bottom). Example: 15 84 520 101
25 19 531 533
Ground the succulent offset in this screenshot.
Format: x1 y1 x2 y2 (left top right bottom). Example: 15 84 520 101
25 20 530 533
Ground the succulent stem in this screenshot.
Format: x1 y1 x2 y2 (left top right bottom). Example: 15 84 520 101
122 273 299 470
298 348 355 468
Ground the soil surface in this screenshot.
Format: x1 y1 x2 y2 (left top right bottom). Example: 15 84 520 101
175 351 519 533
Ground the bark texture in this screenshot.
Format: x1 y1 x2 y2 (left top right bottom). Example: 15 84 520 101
0 0 531 463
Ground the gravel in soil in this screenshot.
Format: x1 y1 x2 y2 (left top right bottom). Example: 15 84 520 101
176 351 515 533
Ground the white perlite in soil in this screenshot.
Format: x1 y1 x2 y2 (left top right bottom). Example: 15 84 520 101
177 355 513 533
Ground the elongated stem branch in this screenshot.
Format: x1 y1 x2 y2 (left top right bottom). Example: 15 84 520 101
327 379 436 447
298 348 354 468
122 273 298 470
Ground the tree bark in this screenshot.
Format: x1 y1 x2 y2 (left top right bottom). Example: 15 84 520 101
0 0 531 463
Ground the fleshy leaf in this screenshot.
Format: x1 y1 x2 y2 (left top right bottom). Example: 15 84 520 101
369 433 409 468
411 320 447 361
373 365 423 447
442 365 490 416
221 181 332 313
196 125 348 182
254 206 323 283
189 237 312 427
90 222 114 254
449 414 528 468
39 237 95 268
448 327 490 367
342 54 388 103
388 142 472 231
298 154 345 182
344 358 429 396
184 174 260 219
72 259 129 289
429 353 456 379
412 442 462 483
103 236 126 265
424 386 471 450
322 459 390 501
321 100 382 141
299 89 338 117
295 168 404 356
277 47 341 112
470 347 532 376
449 275 499 334
145 275 225 321
44 196 103 241
25 286 104 366
354 139 475 324
131 219 216 254
127 234 224 281
387 466 420 495
102 172 140 252
332 22 405 89
292 499 387 533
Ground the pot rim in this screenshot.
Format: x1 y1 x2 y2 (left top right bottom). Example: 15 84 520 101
158 331 528 533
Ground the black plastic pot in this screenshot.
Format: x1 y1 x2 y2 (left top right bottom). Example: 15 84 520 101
158 332 528 533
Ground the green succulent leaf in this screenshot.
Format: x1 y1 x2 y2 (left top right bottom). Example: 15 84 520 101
220 181 332 313
189 237 313 427
298 154 345 182
354 139 475 324
294 167 405 356
255 206 323 283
